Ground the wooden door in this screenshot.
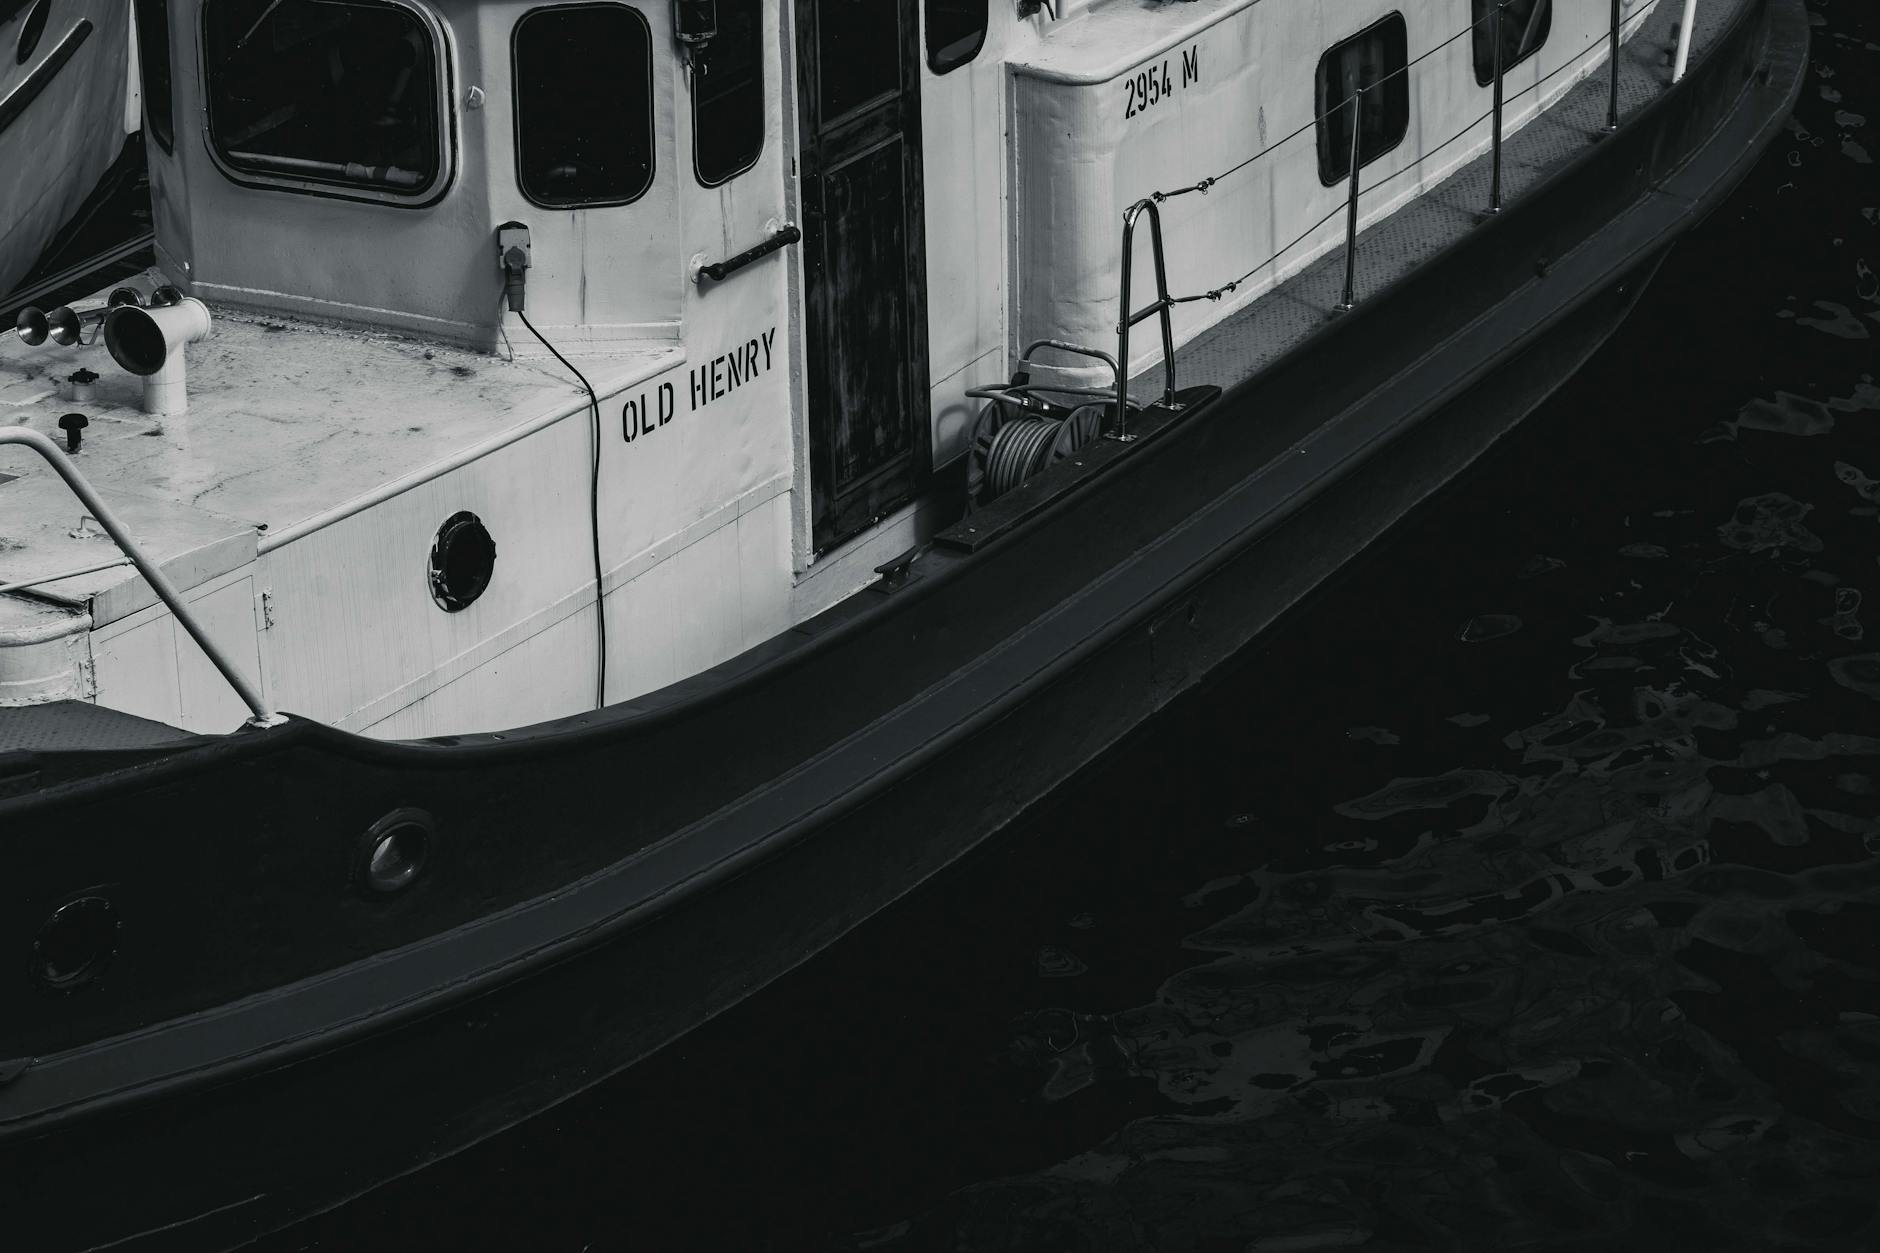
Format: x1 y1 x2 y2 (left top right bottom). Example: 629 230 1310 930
795 0 930 554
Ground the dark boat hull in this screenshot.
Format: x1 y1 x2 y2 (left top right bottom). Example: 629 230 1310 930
0 1 1806 1247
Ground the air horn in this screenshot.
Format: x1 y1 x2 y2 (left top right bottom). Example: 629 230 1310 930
15 303 104 346
14 289 144 347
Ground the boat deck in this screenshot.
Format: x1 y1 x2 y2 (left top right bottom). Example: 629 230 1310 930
0 306 674 629
1131 0 1735 398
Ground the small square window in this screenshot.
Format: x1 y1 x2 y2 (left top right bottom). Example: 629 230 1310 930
1315 13 1410 187
692 0 764 186
926 0 986 75
513 3 655 207
815 0 902 122
1473 0 1552 86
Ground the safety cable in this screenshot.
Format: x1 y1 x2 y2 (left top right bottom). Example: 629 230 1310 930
1150 6 1496 205
1144 1 1657 305
515 309 608 709
1173 197 1354 303
1371 15 1493 91
1366 5 1654 206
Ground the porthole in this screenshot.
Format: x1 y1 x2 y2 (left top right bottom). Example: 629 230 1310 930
16 0 51 64
428 511 496 612
31 895 119 993
355 808 435 897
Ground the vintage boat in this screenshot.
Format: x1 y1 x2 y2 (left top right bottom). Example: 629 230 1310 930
0 0 1803 1245
0 0 142 304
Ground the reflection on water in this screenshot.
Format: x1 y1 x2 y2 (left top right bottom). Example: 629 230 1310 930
858 626 1880 1249
257 3 1876 1251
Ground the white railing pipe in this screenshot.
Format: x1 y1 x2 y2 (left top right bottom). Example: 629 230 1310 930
103 297 212 415
0 426 283 728
0 555 132 595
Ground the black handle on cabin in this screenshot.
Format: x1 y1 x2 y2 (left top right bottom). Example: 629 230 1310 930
697 223 801 285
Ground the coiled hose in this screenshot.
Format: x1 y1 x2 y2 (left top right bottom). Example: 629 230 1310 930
984 417 1064 499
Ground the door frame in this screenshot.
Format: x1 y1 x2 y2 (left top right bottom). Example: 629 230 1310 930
780 0 932 568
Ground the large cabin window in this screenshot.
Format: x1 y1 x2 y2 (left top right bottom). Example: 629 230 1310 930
203 0 444 199
1472 0 1551 86
925 0 986 74
134 0 173 152
692 0 763 186
513 4 655 207
1314 13 1410 187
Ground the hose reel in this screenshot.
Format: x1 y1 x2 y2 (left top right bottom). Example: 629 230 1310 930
984 416 1068 498
963 340 1135 511
966 396 1103 510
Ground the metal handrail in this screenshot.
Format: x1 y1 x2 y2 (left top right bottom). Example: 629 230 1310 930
0 426 284 728
1019 339 1126 407
0 554 132 595
1133 0 1662 309
1114 199 1184 440
1109 0 1676 390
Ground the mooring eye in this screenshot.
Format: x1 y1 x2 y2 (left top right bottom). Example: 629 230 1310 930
31 896 119 992
357 808 435 897
428 511 496 611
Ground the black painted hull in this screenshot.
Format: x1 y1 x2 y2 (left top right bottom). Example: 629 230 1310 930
0 2 1805 1248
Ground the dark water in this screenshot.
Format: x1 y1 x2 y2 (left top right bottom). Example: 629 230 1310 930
258 4 1878 1250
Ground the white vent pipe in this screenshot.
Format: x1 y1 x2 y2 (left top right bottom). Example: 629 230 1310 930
103 297 211 415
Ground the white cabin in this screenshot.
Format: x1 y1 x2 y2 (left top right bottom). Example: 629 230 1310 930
0 0 1653 736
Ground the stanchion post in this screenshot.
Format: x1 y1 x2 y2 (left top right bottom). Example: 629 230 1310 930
1116 204 1140 437
1605 0 1622 133
1489 2 1506 213
1337 86 1364 312
1147 202 1178 408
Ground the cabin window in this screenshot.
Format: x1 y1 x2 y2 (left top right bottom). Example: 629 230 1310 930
135 0 174 152
692 0 763 186
203 0 444 199
1314 14 1410 187
816 0 901 122
1472 0 1551 86
513 4 655 207
925 0 985 74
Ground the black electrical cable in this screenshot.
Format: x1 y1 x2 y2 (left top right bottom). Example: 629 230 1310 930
515 308 607 708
